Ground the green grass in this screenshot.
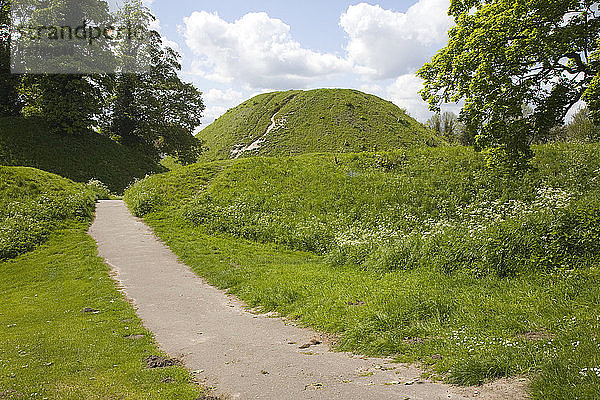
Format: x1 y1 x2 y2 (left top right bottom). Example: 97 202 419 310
143 213 600 399
0 166 207 399
0 116 166 193
197 89 445 161
0 166 100 260
128 144 600 277
0 223 205 399
125 143 600 399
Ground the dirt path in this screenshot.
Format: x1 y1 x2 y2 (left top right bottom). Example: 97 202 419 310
89 200 527 400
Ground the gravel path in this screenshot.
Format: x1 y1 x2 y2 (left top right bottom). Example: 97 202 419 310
89 200 527 400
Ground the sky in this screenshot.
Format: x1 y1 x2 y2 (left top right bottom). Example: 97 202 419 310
141 0 458 127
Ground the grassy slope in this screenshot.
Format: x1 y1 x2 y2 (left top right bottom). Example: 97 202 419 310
0 167 205 399
125 144 600 399
0 166 98 260
0 117 166 193
197 89 445 161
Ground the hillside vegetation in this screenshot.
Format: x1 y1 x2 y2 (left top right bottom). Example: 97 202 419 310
0 166 100 260
197 89 445 161
0 117 166 193
125 144 600 399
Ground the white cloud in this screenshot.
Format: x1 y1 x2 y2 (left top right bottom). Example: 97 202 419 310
201 105 229 126
386 74 463 122
359 83 383 94
340 1 453 80
183 11 352 88
386 74 432 121
203 88 244 105
198 89 245 125
184 2 458 124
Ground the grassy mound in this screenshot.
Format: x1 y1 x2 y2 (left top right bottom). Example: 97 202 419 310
125 143 600 398
128 144 600 277
197 89 445 161
0 166 101 260
0 117 166 193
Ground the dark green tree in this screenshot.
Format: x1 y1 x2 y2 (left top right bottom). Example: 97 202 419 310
105 0 205 163
13 0 113 134
0 0 21 116
419 0 600 169
21 74 104 134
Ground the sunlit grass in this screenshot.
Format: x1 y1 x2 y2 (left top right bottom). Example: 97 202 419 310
0 167 205 399
144 212 600 399
197 89 444 161
125 143 600 399
0 224 204 399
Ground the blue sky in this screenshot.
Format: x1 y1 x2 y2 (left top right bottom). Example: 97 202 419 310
143 0 456 127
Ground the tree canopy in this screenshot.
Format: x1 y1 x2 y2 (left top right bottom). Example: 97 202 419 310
1 0 205 163
0 0 21 116
418 0 600 168
103 0 205 163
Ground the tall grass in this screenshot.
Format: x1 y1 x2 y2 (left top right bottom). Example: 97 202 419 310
152 144 600 277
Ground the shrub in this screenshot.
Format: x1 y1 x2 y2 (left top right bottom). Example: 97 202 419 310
123 178 163 217
87 178 112 199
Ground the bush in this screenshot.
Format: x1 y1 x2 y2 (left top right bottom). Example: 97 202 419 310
87 178 112 199
123 178 163 217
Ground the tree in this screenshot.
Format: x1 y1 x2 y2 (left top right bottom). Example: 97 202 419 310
21 74 104 134
566 106 600 142
104 0 205 163
426 111 472 145
418 0 600 169
0 0 21 116
13 0 113 133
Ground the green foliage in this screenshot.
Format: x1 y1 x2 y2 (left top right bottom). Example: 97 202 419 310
583 34 600 124
104 0 205 163
0 1 21 117
0 166 98 260
0 116 165 193
13 0 114 133
198 89 445 161
21 74 105 135
86 178 112 199
8 0 204 160
426 111 471 145
123 162 223 217
419 0 600 168
566 106 600 142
